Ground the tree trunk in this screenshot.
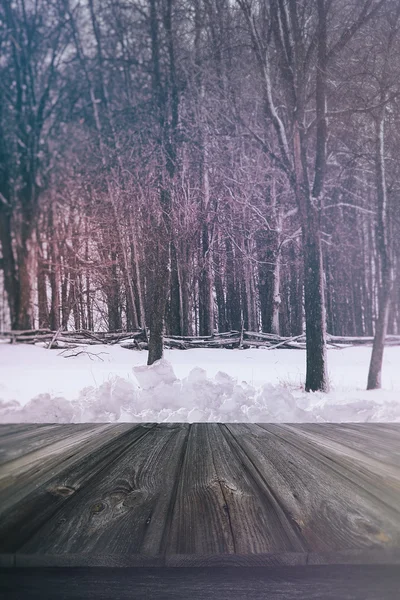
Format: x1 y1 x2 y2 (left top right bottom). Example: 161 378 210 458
270 250 281 336
37 245 49 329
367 286 392 389
367 113 393 390
199 224 214 336
85 234 93 331
0 210 19 328
16 236 33 330
71 270 81 331
225 237 241 330
180 240 192 336
169 241 182 335
61 262 70 329
107 249 121 332
49 229 61 331
129 213 145 329
302 217 329 392
147 241 170 364
214 232 227 331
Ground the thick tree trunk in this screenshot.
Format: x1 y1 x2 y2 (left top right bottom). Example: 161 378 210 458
290 245 304 336
148 295 165 364
107 250 121 332
147 0 178 364
147 242 170 365
0 211 19 328
302 211 329 392
16 239 33 330
301 0 328 392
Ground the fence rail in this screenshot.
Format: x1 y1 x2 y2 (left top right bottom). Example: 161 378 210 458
1 329 400 350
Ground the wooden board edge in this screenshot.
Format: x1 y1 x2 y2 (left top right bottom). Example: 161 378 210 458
0 548 398 568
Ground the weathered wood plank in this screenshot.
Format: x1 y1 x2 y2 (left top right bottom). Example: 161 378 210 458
0 424 131 502
0 423 97 466
226 424 400 552
272 424 400 510
312 423 400 467
16 424 189 555
285 424 400 478
167 424 306 556
166 423 236 555
207 424 306 554
2 566 400 600
0 424 150 552
0 424 49 439
1 424 400 564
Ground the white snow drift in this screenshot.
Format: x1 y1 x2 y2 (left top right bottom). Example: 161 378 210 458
0 343 400 423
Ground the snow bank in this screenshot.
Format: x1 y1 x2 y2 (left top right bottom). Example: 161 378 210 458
1 344 400 423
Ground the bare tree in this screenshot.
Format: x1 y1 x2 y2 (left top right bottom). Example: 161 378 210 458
367 3 400 389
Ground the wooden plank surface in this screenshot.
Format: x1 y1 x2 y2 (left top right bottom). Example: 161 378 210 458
0 424 97 466
293 423 400 467
0 424 153 552
166 422 306 554
2 566 400 600
225 424 400 551
0 423 399 565
18 424 189 555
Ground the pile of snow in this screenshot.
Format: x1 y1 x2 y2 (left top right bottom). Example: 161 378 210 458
1 343 400 423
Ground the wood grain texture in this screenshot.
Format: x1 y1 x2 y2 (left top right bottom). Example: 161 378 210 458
0 423 399 565
2 566 400 600
165 423 305 555
226 424 400 552
0 424 151 552
294 423 400 468
166 423 235 555
0 424 96 466
0 424 125 499
18 424 189 555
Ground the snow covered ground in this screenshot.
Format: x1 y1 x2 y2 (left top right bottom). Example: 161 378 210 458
0 342 400 423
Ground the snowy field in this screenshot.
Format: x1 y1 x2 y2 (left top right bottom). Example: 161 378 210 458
0 342 400 423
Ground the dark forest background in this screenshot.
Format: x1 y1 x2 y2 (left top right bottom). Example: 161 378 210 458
1 0 399 390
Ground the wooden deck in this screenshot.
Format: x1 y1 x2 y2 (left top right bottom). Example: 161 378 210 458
1 423 400 567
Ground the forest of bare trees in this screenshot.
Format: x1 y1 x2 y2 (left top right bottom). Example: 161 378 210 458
1 0 400 390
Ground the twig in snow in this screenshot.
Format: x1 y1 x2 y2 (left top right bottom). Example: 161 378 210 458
58 349 108 361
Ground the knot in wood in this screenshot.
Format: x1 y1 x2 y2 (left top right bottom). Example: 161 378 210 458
91 502 106 514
